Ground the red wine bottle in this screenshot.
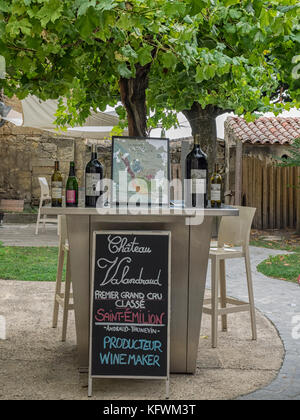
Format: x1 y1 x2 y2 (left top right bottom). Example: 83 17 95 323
185 134 208 208
85 144 103 207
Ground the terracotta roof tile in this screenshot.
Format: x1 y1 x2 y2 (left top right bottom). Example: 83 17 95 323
226 116 300 145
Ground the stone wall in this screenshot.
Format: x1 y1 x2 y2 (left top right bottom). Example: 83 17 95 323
0 123 76 204
169 136 225 172
0 127 225 206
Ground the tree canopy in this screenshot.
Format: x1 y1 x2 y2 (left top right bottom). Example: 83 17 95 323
0 0 204 135
0 0 299 147
146 0 300 169
149 0 300 120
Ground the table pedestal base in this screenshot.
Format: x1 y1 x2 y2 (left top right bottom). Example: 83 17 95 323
67 214 213 374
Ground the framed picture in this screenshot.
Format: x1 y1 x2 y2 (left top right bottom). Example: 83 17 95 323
111 136 170 206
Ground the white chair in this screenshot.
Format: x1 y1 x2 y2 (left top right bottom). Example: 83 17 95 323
52 215 74 341
203 206 257 348
35 177 58 235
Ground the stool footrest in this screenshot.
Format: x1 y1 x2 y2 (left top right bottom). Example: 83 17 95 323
55 293 74 308
203 296 250 316
218 304 250 315
41 217 58 224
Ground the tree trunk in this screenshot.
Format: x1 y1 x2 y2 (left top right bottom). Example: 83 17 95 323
182 103 221 176
119 63 151 138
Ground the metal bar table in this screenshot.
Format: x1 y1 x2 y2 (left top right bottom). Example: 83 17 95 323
41 206 238 373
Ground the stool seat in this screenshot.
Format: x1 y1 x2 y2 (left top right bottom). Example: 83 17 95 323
209 247 244 259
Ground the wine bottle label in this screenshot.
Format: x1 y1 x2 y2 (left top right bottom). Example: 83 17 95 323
86 173 101 197
191 169 207 194
51 182 62 199
66 190 76 204
211 184 221 201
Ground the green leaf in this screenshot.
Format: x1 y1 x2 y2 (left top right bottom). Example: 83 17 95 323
118 14 133 31
96 0 117 11
148 21 160 34
77 0 97 16
36 0 64 27
76 7 99 38
291 33 300 43
117 62 132 78
237 21 253 36
223 0 240 6
6 18 21 37
0 0 10 12
203 64 216 80
121 44 138 60
259 8 270 28
225 23 236 34
162 51 177 69
19 18 32 36
0 20 5 36
195 65 204 83
229 8 242 19
188 0 209 16
163 2 186 17
137 45 153 66
271 18 284 36
253 30 265 43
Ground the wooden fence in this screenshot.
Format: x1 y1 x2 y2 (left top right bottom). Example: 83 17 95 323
242 156 300 230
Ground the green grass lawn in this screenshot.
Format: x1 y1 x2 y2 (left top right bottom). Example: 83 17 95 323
0 231 299 283
257 253 300 283
250 231 300 284
250 236 300 253
0 242 62 282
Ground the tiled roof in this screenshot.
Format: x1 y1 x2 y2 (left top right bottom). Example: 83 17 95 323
226 116 300 145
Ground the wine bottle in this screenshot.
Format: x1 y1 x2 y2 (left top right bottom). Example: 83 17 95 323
66 161 78 207
210 163 222 208
85 144 103 207
51 161 63 207
185 134 208 208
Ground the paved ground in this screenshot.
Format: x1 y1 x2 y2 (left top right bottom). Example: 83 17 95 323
0 280 283 400
0 223 58 247
206 247 300 400
0 224 299 400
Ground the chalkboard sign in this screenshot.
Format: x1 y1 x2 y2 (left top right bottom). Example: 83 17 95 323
88 231 171 396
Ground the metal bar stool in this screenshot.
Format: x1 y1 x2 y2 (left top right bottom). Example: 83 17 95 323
203 206 257 348
52 215 74 341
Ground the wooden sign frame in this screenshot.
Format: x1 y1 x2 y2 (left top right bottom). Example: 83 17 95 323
88 230 171 398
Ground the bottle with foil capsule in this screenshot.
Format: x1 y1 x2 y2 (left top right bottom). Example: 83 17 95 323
51 161 62 207
66 161 78 207
85 144 103 207
185 134 208 208
210 163 222 208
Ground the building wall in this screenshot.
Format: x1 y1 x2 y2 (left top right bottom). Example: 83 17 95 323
243 143 291 161
0 123 109 205
224 126 291 204
223 127 299 230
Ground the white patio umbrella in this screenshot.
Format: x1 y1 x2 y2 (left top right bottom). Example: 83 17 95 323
0 95 125 138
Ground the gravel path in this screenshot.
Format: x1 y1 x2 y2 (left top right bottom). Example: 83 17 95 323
0 277 283 400
206 246 300 400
